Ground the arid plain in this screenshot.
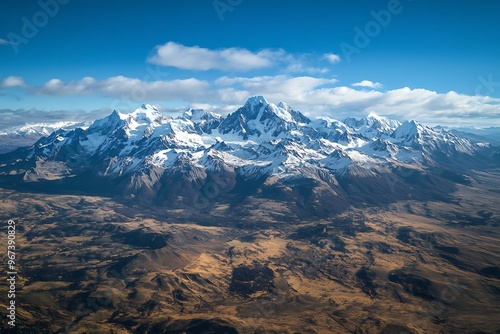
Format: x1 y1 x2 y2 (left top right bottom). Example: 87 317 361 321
1 168 499 333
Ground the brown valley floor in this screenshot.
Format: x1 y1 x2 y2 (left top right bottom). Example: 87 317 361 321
1 169 500 333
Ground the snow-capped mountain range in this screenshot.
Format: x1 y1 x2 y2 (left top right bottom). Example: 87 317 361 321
0 121 88 137
0 121 88 154
0 96 495 215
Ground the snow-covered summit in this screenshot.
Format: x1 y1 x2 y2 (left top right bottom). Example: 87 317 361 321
245 95 269 109
130 104 164 123
344 112 401 138
0 121 87 136
183 108 221 122
4 96 485 188
0 96 493 211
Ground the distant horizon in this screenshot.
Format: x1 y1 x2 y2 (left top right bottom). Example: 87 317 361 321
1 1 500 127
2 96 500 133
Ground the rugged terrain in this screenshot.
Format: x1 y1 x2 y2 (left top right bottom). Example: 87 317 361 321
0 167 499 333
0 97 499 333
0 96 495 215
0 122 86 154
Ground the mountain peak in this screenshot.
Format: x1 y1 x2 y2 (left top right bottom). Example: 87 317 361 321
245 95 269 108
131 104 164 123
396 120 419 133
183 108 205 120
366 112 387 124
182 108 222 134
343 113 400 138
140 103 158 111
88 109 125 134
1 99 485 212
218 97 295 139
366 112 401 131
183 108 221 122
277 101 291 112
392 120 423 143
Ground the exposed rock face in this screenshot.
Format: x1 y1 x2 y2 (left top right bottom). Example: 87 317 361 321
0 97 496 216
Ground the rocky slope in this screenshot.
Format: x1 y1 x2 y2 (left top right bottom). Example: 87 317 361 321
0 96 495 216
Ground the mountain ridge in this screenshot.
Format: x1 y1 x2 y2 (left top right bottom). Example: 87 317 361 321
0 96 496 217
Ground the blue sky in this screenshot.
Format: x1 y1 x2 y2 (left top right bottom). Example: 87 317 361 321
1 0 500 128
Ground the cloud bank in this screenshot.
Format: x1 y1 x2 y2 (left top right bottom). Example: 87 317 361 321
323 53 341 64
2 74 500 127
1 42 499 127
1 76 26 88
352 80 383 89
147 41 282 71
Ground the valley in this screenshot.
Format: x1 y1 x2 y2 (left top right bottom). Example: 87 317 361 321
1 167 499 333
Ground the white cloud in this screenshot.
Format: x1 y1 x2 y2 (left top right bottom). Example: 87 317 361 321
148 42 342 75
0 107 112 131
282 54 330 74
286 62 329 74
97 76 210 101
39 77 97 96
35 76 210 102
1 76 27 88
352 80 383 89
215 75 338 105
323 53 341 64
212 79 500 126
147 41 281 71
4 73 500 127
299 86 500 127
